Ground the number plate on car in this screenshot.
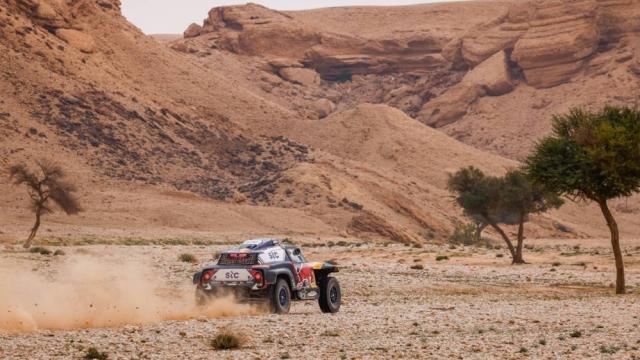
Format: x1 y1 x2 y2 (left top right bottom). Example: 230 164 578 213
213 269 252 282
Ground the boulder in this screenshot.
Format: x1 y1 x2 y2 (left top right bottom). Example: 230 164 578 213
183 23 202 38
55 29 96 54
30 0 66 29
462 50 513 96
418 85 484 128
268 58 303 69
311 99 336 119
278 67 320 86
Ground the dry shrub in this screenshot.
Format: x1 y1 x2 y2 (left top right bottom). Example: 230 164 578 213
178 253 197 263
84 347 108 360
211 329 244 350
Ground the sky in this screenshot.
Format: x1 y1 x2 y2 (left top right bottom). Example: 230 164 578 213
121 0 450 34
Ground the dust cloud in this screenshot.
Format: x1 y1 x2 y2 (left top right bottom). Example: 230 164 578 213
0 257 259 333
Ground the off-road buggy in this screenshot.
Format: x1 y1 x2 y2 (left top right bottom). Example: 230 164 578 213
193 238 341 314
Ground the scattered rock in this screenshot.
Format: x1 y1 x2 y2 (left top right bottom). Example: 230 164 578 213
311 99 335 119
278 67 320 87
55 29 96 54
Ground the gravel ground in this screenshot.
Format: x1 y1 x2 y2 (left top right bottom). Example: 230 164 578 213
1 243 640 360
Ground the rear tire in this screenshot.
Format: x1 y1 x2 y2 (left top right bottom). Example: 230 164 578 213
268 278 291 314
318 277 341 313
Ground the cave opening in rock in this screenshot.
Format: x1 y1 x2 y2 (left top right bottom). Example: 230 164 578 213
329 71 353 83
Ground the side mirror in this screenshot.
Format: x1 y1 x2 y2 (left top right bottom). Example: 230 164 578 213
293 248 301 256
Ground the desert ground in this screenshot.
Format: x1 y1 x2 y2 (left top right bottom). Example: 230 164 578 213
1 237 639 360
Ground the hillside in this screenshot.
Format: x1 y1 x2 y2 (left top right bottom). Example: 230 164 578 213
1 0 639 246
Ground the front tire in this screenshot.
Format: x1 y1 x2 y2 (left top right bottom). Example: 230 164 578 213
318 277 341 313
268 278 291 314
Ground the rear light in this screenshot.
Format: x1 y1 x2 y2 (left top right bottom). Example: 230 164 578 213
201 269 216 283
249 269 264 287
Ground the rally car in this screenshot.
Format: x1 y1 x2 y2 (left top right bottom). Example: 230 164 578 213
193 238 341 314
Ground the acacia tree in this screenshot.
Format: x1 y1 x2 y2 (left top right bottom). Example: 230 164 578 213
499 170 563 263
9 160 81 249
526 106 640 294
448 167 519 261
448 167 561 264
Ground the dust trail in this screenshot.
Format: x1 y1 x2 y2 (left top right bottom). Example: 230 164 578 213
0 257 260 333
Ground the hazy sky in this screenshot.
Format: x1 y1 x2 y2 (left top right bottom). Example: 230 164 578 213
121 1 449 34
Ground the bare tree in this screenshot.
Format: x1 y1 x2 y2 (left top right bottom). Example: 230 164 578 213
9 160 81 248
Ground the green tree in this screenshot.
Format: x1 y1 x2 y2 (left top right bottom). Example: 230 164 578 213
9 160 81 249
448 167 561 264
499 170 563 263
526 106 640 294
448 167 517 261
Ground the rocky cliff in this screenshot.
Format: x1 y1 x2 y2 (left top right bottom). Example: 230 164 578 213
175 1 640 131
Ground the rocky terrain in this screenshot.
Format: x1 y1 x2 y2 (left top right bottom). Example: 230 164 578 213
1 241 640 359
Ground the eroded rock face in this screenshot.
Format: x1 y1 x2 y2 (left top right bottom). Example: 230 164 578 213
511 1 600 88
173 1 640 129
418 50 514 126
176 3 449 81
450 0 640 89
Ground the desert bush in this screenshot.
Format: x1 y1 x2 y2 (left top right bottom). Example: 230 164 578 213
178 253 197 263
569 330 582 338
448 223 479 246
29 247 51 255
410 264 424 270
599 345 619 354
53 249 65 256
436 255 449 261
84 347 108 360
321 330 340 337
211 330 243 350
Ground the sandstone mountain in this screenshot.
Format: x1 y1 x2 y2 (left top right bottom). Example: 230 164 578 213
174 0 640 158
1 0 639 245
